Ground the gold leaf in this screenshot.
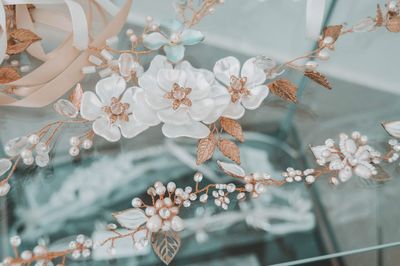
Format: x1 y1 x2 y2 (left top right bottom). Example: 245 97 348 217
152 231 181 265
386 16 400 32
267 79 298 103
10 28 41 43
0 67 20 84
375 4 383 27
218 139 240 164
318 25 343 49
196 133 217 165
304 70 332 90
220 117 244 142
69 83 84 109
6 41 32 55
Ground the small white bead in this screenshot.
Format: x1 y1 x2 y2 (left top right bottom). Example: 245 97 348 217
106 223 117 230
130 35 138 43
305 175 315 184
131 197 142 207
10 236 21 247
286 177 294 183
167 182 176 192
237 192 246 200
11 60 19 66
199 194 208 203
245 183 253 192
305 60 318 69
325 139 334 147
318 49 330 60
82 66 96 74
294 175 302 182
227 183 236 192
145 206 156 216
20 250 33 260
76 234 85 244
69 136 80 146
69 146 80 157
35 142 49 154
126 28 134 36
28 134 40 145
189 193 197 201
20 149 32 159
322 36 334 45
193 172 203 182
100 49 114 61
88 55 103 66
81 139 93 150
20 65 30 73
23 156 34 166
389 139 398 146
72 250 81 259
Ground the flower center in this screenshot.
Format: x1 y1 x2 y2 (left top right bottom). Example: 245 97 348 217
164 83 192 110
228 75 250 103
169 33 181 45
102 97 130 123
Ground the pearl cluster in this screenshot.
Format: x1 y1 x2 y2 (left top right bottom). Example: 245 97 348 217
68 136 93 157
68 234 93 259
133 181 185 233
4 134 50 167
241 172 271 199
282 168 316 184
387 139 400 163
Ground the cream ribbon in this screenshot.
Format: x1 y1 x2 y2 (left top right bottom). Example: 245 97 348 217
306 0 326 40
0 0 133 107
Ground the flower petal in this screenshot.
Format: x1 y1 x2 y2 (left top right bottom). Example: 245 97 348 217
222 101 245 119
241 57 266 87
140 55 172 82
162 122 210 139
120 88 134 113
189 98 214 121
132 88 160 126
119 115 149 139
157 108 191 125
143 32 168 50
145 89 171 110
213 56 240 86
241 85 269 110
80 91 103 121
338 166 352 182
157 69 187 91
181 29 204 45
164 44 185 63
161 19 184 34
112 208 147 230
95 76 126 105
354 164 373 179
176 60 214 84
202 85 231 124
0 158 12 176
93 117 121 142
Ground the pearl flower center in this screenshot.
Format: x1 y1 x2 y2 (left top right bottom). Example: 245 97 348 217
164 83 192 110
228 75 250 103
102 97 130 123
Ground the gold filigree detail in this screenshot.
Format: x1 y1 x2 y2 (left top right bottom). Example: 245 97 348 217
164 83 192 110
228 75 250 103
102 97 130 123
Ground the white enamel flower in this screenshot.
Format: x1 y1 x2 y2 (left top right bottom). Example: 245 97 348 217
138 55 230 139
80 76 157 142
311 132 381 182
213 56 269 119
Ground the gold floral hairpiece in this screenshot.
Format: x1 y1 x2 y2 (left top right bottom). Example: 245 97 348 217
1 1 400 265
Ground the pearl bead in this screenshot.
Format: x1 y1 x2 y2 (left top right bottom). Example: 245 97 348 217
35 153 49 167
33 245 46 255
20 250 33 260
199 194 208 203
305 175 315 184
126 28 134 36
163 197 173 207
20 65 30 73
69 146 80 157
146 215 162 232
183 200 191 207
193 172 203 182
146 16 153 22
318 49 330 60
145 206 156 216
28 134 40 145
76 234 85 244
20 149 32 159
131 197 142 207
322 36 334 45
11 60 19 66
159 208 171 219
81 139 93 149
35 142 49 154
237 192 245 200
245 183 253 192
171 216 184 232
23 156 34 166
69 136 80 146
305 60 318 69
227 183 236 192
167 182 176 192
106 223 117 230
10 235 21 246
255 183 264 193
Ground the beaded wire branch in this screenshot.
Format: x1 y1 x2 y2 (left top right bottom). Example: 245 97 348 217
1 1 400 265
1 1 399 197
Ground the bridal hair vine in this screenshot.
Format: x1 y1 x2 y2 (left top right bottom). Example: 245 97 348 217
1 0 400 265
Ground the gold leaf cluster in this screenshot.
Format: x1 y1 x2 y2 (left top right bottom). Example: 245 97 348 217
0 67 20 84
196 118 244 165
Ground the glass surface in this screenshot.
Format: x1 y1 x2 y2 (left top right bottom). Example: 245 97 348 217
1 1 400 266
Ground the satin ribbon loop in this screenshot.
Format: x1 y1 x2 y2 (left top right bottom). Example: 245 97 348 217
306 0 326 40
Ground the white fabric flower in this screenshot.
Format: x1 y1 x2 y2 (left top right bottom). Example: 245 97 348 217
213 56 269 119
138 55 230 139
80 76 157 142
